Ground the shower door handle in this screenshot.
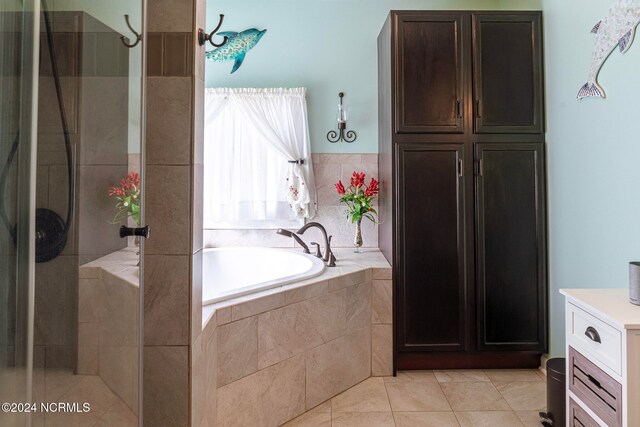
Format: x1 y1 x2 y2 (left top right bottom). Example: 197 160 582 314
119 225 150 239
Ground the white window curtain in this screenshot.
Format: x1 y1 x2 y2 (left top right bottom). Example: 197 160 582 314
204 88 316 228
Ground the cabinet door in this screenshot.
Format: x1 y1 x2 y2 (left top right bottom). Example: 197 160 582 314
396 14 465 134
396 144 467 352
473 14 543 133
475 143 547 351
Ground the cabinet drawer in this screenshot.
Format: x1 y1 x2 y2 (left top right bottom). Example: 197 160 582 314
568 302 622 375
569 347 622 427
569 398 600 427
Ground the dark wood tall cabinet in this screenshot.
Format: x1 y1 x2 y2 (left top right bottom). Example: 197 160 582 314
378 11 548 370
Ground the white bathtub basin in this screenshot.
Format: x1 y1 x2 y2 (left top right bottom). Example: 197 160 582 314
202 247 327 305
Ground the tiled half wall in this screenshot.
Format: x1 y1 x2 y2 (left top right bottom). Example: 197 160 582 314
192 266 392 427
203 153 379 249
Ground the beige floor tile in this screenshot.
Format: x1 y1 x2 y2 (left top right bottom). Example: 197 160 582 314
282 411 332 427
383 370 437 383
434 370 490 383
516 410 545 427
394 411 461 427
309 401 332 413
455 411 525 427
495 382 547 411
484 369 543 382
94 399 138 427
332 412 395 427
331 378 391 413
44 369 84 401
441 382 510 411
536 369 547 381
43 412 102 427
385 382 451 412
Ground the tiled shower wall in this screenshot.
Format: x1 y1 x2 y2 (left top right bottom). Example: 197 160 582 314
203 153 379 249
143 0 201 425
35 11 129 370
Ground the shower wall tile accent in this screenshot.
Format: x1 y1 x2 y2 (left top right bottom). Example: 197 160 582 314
144 255 191 345
147 33 193 77
146 77 192 165
203 153 379 248
147 0 195 33
77 254 139 413
143 0 196 425
144 345 190 426
145 165 192 256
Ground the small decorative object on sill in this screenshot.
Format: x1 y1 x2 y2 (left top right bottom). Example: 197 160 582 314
629 262 640 305
107 172 141 263
335 171 379 253
327 92 357 143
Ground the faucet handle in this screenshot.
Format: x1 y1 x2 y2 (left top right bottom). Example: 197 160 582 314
310 242 322 258
328 252 336 267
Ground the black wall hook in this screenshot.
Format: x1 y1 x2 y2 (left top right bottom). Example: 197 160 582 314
198 14 229 48
121 14 141 49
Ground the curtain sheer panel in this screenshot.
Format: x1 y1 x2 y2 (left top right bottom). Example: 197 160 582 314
204 88 316 229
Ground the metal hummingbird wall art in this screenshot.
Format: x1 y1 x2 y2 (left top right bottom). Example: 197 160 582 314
578 0 640 100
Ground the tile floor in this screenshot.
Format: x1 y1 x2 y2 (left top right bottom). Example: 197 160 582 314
31 369 137 427
282 369 547 427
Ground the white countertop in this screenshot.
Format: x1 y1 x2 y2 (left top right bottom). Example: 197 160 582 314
560 288 640 330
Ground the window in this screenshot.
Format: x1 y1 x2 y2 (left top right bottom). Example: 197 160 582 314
203 88 316 229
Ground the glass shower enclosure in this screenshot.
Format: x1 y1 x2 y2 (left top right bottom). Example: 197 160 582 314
0 0 146 426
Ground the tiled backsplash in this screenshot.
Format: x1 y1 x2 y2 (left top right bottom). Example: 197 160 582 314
203 153 379 249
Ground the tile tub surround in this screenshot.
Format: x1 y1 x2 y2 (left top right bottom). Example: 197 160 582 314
198 249 391 427
78 248 139 415
203 153 379 249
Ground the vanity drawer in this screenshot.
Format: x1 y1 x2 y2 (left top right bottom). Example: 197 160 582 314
569 398 600 427
569 347 622 427
568 302 622 375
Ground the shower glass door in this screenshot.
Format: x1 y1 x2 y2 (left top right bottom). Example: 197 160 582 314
1 0 146 426
1 1 40 426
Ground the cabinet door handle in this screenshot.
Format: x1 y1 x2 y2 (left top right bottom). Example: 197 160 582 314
584 326 601 343
457 159 463 178
456 99 462 118
476 99 482 118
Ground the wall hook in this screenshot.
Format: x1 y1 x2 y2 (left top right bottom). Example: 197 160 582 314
198 14 229 48
121 14 142 49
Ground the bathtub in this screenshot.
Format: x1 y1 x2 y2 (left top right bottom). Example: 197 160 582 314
202 247 327 304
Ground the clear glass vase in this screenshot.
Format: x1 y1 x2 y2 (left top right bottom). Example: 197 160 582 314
353 218 363 253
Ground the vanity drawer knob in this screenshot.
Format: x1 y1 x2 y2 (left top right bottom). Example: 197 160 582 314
585 326 601 343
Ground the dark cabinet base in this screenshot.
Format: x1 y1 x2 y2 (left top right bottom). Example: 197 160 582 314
396 352 542 370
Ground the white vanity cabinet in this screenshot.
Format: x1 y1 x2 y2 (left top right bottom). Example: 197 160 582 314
561 289 640 427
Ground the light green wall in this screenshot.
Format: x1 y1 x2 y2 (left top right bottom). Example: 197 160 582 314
538 0 640 356
206 0 502 153
206 0 640 357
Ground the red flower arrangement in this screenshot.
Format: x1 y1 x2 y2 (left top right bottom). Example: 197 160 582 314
107 172 141 225
335 171 379 224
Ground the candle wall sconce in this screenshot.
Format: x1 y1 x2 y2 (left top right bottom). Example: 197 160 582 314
327 92 357 143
